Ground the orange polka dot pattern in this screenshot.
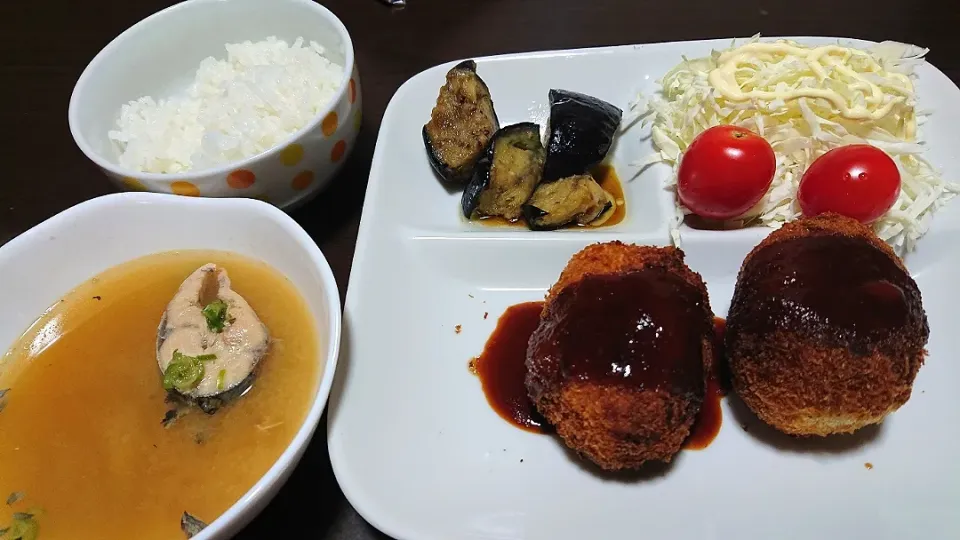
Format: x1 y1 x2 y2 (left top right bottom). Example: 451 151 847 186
280 144 304 166
171 181 200 197
349 79 357 104
292 171 315 191
227 169 256 189
331 140 347 163
322 112 339 137
122 177 146 191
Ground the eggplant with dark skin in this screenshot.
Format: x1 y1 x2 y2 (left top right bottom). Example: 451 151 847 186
542 89 623 182
462 122 546 221
522 174 615 231
423 60 500 183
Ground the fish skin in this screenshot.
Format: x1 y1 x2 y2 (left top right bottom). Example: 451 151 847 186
157 264 269 399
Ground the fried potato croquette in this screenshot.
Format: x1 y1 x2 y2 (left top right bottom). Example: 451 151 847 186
526 242 714 470
726 213 929 436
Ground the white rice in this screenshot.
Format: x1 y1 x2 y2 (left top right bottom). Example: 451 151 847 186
108 36 344 174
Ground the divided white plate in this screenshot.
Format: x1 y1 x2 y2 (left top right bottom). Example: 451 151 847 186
328 37 960 540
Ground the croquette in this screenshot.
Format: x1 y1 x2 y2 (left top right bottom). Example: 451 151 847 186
726 213 929 436
525 241 714 470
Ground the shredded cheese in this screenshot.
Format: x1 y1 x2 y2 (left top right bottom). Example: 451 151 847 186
634 36 959 254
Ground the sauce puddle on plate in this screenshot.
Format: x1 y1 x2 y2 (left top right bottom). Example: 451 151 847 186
684 317 728 450
472 305 726 449
471 301 551 433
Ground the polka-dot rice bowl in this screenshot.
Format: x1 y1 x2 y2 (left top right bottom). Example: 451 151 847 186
68 0 360 210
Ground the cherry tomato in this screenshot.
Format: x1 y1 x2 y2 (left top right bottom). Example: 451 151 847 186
797 145 901 224
677 125 777 220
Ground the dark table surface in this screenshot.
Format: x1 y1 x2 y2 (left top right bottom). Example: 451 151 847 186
2 0 959 538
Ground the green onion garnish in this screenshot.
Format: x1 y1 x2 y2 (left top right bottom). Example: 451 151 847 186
6 511 38 540
201 299 229 333
162 350 205 392
196 354 217 361
216 369 227 391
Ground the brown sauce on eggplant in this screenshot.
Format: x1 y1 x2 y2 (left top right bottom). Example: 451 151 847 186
593 164 626 227
473 165 625 229
472 301 550 433
728 235 922 355
472 216 527 228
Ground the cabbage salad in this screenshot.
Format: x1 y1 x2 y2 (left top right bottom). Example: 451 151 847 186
633 35 959 253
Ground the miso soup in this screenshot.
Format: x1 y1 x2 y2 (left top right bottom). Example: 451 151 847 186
0 251 320 539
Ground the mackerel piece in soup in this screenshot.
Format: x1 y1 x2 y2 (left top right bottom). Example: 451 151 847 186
0 251 320 540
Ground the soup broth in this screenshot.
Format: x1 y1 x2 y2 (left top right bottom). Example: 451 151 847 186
0 251 320 539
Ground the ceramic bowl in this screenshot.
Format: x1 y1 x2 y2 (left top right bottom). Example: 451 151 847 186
0 193 342 539
68 0 361 209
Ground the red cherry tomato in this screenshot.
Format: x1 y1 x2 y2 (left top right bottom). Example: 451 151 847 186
797 145 901 224
677 125 777 220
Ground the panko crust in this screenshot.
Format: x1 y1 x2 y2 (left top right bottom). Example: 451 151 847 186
727 213 928 436
527 241 714 470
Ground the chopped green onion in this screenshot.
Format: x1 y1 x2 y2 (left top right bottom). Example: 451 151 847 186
196 354 217 361
216 369 227 391
6 512 38 540
201 299 229 333
162 350 204 392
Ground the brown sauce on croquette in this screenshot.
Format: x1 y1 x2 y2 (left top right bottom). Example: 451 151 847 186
477 305 724 451
535 270 708 394
731 235 921 355
473 301 551 433
685 318 727 450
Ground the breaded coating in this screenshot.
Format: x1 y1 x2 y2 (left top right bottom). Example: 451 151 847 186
743 213 905 269
546 242 694 303
527 241 714 470
726 213 928 436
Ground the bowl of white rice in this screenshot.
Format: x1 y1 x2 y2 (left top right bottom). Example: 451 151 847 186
68 0 359 209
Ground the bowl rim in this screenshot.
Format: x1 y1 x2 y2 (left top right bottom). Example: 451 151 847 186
67 0 356 183
0 192 343 539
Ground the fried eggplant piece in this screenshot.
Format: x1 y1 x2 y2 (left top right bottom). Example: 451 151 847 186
542 89 622 182
462 122 545 220
423 60 499 183
522 174 614 230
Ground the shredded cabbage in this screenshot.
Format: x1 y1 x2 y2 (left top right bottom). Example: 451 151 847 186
633 35 960 254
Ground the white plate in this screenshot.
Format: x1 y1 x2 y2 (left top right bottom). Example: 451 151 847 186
328 37 960 540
